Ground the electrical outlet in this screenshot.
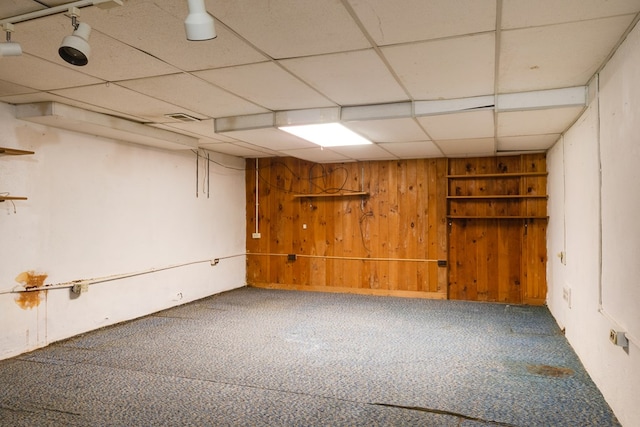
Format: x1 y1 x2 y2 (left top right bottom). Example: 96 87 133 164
609 329 629 347
72 283 88 294
252 232 261 239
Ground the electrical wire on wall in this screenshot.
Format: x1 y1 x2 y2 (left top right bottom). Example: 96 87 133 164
0 192 18 214
191 149 246 198
255 159 363 195
255 159 375 253
0 253 247 295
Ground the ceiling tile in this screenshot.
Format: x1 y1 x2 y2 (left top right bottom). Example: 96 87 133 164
499 15 635 92
118 73 268 119
437 138 496 157
497 107 584 136
344 118 428 143
0 1 44 19
279 147 351 163
349 0 496 45
378 141 443 158
150 120 237 142
0 55 102 91
79 0 268 71
13 15 180 82
418 110 494 140
328 144 398 161
0 79 36 97
502 0 640 29
280 49 408 105
220 128 317 151
382 33 495 100
50 84 205 123
199 142 278 158
212 0 371 58
194 62 335 111
497 134 560 152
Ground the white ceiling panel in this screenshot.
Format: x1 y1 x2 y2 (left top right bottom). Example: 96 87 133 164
382 33 495 100
280 50 408 105
344 118 429 143
497 107 585 137
349 0 496 45
118 73 268 119
212 0 371 58
0 55 101 91
194 62 335 111
279 147 351 163
78 0 268 71
497 134 560 152
437 138 496 157
0 1 44 17
378 141 443 159
502 0 640 29
12 15 180 82
328 143 397 161
150 120 236 143
50 84 205 123
499 15 636 93
221 128 318 151
199 142 277 158
418 110 494 140
0 80 36 97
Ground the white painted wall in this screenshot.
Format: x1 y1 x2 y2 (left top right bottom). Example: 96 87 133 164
547 21 640 427
0 102 247 360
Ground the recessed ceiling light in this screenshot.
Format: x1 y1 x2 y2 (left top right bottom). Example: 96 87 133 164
279 123 372 147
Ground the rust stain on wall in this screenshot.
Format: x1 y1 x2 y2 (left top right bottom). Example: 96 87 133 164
14 271 48 310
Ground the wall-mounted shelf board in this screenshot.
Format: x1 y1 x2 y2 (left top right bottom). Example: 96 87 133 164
446 172 547 179
448 215 548 219
0 147 35 156
1 147 34 202
447 195 547 199
0 196 28 201
293 192 369 198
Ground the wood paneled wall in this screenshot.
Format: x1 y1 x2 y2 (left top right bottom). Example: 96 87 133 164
245 154 547 305
245 157 448 299
446 155 548 305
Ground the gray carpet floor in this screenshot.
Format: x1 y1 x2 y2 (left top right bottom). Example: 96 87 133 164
0 287 620 426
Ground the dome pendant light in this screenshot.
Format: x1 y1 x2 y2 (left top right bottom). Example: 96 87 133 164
185 0 216 41
59 8 91 66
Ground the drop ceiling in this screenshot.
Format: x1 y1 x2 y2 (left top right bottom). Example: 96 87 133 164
1 0 639 162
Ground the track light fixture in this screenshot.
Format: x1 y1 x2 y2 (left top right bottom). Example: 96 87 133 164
59 7 91 66
0 23 22 57
185 0 217 41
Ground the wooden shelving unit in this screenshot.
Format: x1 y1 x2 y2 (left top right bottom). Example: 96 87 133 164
446 156 548 220
1 146 34 202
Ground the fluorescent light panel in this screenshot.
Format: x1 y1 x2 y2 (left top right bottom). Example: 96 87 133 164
279 123 372 147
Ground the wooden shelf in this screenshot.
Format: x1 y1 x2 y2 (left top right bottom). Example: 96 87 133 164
1 147 34 203
0 147 35 156
447 172 547 179
448 215 548 219
447 195 547 199
446 157 548 220
293 192 369 198
0 196 28 201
